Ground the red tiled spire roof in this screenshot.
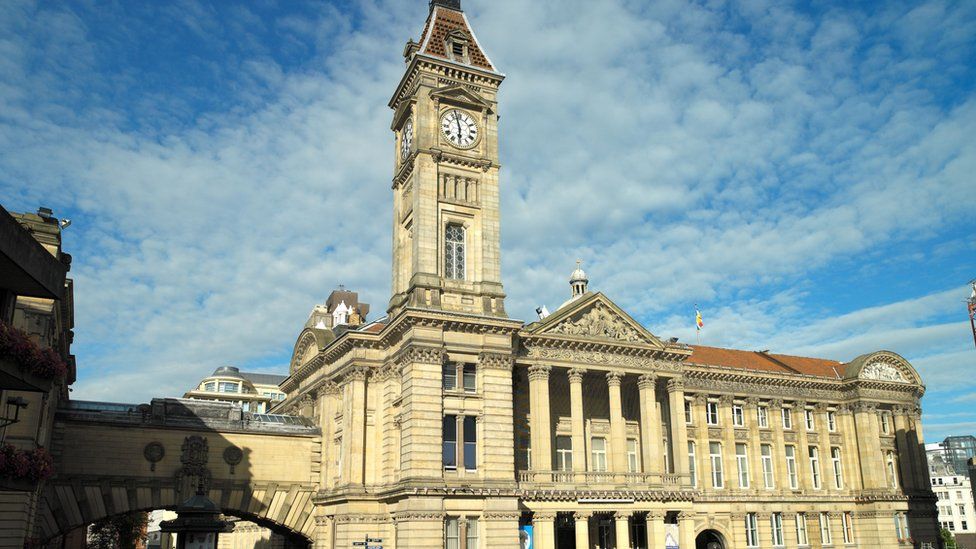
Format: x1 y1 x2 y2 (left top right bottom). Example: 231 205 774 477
686 345 846 379
416 3 497 72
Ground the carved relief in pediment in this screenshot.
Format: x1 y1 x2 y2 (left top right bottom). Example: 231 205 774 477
861 362 906 382
547 302 649 343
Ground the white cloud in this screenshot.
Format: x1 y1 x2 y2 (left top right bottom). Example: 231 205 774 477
0 0 973 412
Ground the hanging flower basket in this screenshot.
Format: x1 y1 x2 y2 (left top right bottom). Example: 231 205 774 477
0 444 55 489
0 322 68 381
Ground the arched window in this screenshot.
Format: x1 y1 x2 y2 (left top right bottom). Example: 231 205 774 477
445 223 465 280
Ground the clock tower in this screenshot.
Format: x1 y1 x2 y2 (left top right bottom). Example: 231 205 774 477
388 0 506 317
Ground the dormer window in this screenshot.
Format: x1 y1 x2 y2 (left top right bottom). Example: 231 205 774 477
446 30 470 64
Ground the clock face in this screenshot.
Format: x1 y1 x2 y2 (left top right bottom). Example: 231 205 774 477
441 109 478 148
400 119 413 160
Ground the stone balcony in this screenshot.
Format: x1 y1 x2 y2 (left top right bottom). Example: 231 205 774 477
517 470 695 501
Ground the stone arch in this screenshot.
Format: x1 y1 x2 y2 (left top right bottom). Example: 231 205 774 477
34 478 317 544
843 350 922 386
695 528 728 549
289 328 331 375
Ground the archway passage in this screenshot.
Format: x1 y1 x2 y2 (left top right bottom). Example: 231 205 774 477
695 529 726 549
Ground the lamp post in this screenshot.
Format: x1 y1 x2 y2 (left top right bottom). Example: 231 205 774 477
968 280 976 350
159 486 230 549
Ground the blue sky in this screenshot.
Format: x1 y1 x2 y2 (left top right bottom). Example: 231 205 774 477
1 0 974 440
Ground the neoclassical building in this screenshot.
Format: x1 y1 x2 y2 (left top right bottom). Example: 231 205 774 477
276 1 940 548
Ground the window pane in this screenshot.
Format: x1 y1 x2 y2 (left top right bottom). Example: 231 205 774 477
443 363 457 390
463 363 476 392
463 416 477 470
466 519 478 549
443 415 457 468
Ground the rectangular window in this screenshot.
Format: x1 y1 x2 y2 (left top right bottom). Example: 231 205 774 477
831 447 843 489
796 513 809 545
555 436 573 472
688 441 697 487
819 512 832 545
733 404 745 426
218 382 239 393
736 443 750 488
881 413 891 434
463 415 477 470
591 437 607 472
445 517 460 549
809 446 822 489
786 446 799 489
771 513 784 547
443 362 457 391
745 513 759 547
963 520 969 530
684 400 693 424
761 444 775 489
710 441 724 488
521 436 531 470
444 223 465 280
782 408 793 430
842 512 854 544
961 505 967 515
758 406 769 428
462 363 477 392
887 451 898 489
828 411 837 431
805 409 815 431
466 518 479 549
894 514 904 540
706 401 719 425
204 382 216 392
627 438 640 473
443 415 457 469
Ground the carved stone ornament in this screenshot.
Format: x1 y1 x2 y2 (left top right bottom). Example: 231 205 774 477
395 345 445 366
708 428 722 439
527 364 552 381
548 302 647 343
223 446 244 474
861 362 906 383
175 435 211 495
568 368 587 383
143 442 164 471
784 432 797 443
760 431 773 442
525 346 679 371
479 352 514 371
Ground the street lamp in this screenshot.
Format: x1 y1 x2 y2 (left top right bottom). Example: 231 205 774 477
159 486 230 549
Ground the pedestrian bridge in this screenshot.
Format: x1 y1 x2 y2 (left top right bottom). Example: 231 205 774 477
36 398 319 545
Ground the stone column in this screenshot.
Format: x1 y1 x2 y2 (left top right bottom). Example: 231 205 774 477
837 404 862 491
745 398 763 493
769 399 790 491
320 381 340 488
344 366 368 486
757 512 771 548
909 405 933 493
666 379 690 480
574 511 591 549
529 365 553 477
678 512 696 549
568 368 588 477
892 406 917 492
645 511 665 549
692 394 710 492
607 371 628 475
782 512 799 547
614 512 630 549
853 402 885 489
719 395 737 490
638 373 661 476
480 352 516 481
730 513 746 547
534 512 557 549
814 403 831 492
794 401 811 490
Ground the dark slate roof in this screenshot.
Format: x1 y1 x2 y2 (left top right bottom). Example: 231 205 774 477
240 372 287 386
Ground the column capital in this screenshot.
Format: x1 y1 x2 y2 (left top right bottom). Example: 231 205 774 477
814 402 829 413
573 510 593 521
568 368 587 384
718 394 734 406
638 373 657 389
533 512 557 522
606 371 623 387
769 398 784 410
647 510 667 521
836 403 853 415
793 400 808 409
744 397 759 409
852 401 877 414
677 511 696 521
691 393 708 405
666 377 685 393
613 511 632 520
528 364 552 381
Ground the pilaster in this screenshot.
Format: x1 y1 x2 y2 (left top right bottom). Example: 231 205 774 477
666 378 690 480
568 368 587 476
607 371 627 474
528 365 553 475
638 373 662 475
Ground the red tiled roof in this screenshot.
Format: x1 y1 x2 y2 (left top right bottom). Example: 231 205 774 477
361 322 386 334
686 345 845 379
417 6 495 72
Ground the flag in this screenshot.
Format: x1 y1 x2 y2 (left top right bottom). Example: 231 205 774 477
696 308 704 330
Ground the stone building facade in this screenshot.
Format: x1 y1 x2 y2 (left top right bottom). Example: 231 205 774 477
275 1 941 548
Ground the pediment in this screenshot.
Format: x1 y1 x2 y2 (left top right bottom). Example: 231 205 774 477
528 293 664 348
430 84 492 112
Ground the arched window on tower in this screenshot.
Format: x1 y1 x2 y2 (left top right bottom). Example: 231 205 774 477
445 223 465 280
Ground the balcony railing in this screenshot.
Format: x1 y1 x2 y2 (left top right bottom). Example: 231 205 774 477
517 470 689 488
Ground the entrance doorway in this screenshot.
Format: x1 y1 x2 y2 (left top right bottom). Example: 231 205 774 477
695 529 726 549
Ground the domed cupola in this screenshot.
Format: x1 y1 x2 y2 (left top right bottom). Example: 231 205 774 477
570 260 588 298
